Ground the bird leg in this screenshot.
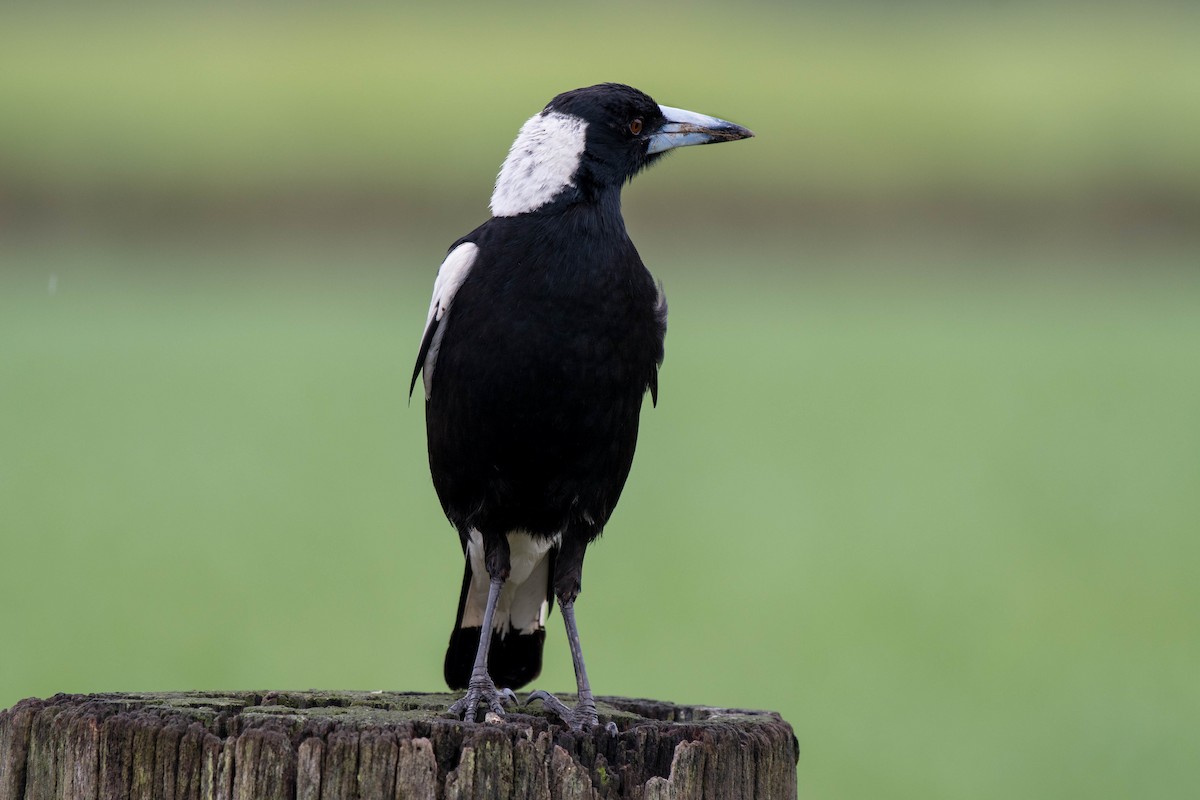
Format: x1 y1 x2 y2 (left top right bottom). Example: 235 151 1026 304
447 574 518 722
527 535 615 732
527 596 600 731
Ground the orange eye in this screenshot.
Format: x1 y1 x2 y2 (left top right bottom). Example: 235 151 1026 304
629 118 643 135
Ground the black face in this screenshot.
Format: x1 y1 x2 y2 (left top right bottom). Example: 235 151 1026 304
545 83 668 189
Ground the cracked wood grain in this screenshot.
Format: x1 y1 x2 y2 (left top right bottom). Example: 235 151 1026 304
0 691 797 799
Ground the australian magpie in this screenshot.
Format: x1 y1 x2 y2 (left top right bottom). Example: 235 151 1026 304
411 83 752 730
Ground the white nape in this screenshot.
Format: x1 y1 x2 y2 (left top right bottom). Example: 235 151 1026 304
463 529 560 636
490 111 587 217
418 242 479 398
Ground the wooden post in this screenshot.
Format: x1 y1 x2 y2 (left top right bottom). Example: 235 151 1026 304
0 691 797 799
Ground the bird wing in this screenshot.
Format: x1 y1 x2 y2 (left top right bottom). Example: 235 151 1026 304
649 280 668 407
410 241 480 400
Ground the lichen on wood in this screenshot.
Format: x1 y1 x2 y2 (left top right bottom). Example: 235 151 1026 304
0 691 797 799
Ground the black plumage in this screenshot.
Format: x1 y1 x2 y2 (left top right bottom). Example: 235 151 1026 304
411 84 751 729
422 207 666 544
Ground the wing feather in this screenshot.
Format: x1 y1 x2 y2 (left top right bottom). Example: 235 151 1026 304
650 280 668 407
410 242 480 400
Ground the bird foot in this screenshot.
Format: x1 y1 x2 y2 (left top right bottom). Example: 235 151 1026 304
526 690 616 733
448 675 518 723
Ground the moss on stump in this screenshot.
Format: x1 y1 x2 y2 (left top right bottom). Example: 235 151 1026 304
0 691 797 799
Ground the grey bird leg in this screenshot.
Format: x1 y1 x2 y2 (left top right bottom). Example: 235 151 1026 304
528 597 600 731
527 534 616 733
447 573 518 722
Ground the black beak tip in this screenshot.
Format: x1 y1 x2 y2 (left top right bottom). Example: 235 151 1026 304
721 123 754 143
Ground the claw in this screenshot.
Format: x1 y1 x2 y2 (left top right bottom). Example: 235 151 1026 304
526 690 600 732
448 691 480 722
447 694 472 721
486 687 513 716
449 676 515 723
526 689 571 716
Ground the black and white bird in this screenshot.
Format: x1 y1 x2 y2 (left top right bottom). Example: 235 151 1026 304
411 83 752 730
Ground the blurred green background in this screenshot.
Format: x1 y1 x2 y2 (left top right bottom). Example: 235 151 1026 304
2 2 1198 798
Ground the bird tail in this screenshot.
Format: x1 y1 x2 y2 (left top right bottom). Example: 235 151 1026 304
444 536 555 690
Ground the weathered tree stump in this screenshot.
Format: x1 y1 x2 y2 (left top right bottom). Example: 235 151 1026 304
0 691 797 799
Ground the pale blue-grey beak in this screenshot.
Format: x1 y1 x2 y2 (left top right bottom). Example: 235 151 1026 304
646 104 754 155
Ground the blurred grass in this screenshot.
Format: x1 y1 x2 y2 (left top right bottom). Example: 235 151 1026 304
1 2 1198 200
2 2 1199 799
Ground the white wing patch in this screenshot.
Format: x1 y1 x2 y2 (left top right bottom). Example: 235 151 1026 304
490 111 587 217
419 242 479 398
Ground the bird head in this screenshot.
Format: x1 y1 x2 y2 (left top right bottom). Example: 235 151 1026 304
490 83 753 218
